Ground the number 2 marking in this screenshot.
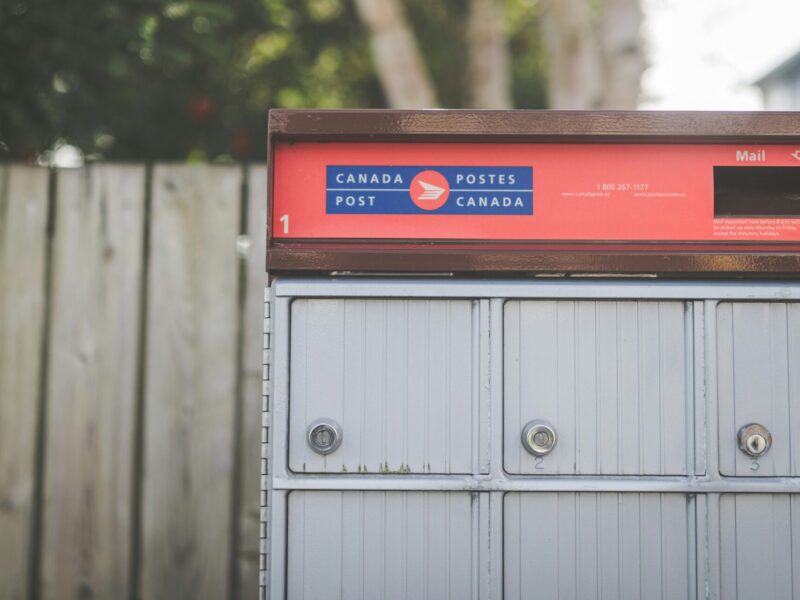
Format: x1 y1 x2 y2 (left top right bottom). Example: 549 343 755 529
535 456 544 470
279 214 289 234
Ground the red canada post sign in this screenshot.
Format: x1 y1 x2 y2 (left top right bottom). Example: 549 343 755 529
273 142 800 243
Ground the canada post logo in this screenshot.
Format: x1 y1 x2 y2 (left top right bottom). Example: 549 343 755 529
326 166 533 215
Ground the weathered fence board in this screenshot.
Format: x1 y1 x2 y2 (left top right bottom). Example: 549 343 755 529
40 166 146 599
238 165 268 599
0 166 49 600
140 165 242 600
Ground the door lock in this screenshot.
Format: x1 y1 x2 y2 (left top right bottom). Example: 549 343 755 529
521 420 558 456
307 418 343 455
737 423 772 458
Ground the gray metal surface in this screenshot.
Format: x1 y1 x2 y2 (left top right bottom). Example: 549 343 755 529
717 302 800 477
719 494 800 599
504 492 696 600
505 300 692 475
264 278 800 599
287 491 486 600
289 298 488 474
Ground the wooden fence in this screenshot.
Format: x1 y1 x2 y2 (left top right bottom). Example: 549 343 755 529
0 164 266 600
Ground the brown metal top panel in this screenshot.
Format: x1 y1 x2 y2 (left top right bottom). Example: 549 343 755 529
269 109 800 142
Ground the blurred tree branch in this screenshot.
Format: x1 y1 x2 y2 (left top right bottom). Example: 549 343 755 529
540 0 643 109
540 0 602 109
599 0 645 109
352 0 438 108
467 0 512 109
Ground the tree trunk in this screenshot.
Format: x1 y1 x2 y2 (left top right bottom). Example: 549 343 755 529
539 0 603 109
597 0 645 109
540 0 643 109
467 0 513 109
353 0 438 108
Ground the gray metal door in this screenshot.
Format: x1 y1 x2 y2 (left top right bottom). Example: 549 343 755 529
719 494 800 598
287 491 487 600
504 300 693 475
289 298 488 474
504 492 696 599
717 302 800 477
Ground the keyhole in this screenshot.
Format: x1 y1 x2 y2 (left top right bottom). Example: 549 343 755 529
534 431 550 448
316 429 331 447
748 435 765 455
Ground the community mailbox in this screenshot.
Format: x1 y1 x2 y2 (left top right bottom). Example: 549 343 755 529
262 110 800 600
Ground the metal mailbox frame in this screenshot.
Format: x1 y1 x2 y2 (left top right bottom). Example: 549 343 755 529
265 277 800 599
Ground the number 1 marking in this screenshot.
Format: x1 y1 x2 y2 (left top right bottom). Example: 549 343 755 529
279 214 289 234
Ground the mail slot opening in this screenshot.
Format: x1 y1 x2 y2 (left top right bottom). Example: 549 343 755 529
714 166 800 218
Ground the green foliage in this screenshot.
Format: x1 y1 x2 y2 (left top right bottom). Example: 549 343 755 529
0 0 383 160
0 0 546 161
405 0 470 107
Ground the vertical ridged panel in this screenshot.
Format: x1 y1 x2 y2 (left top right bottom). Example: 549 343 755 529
504 301 691 475
287 491 479 600
290 299 481 474
717 302 800 476
720 494 800 599
504 492 695 600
